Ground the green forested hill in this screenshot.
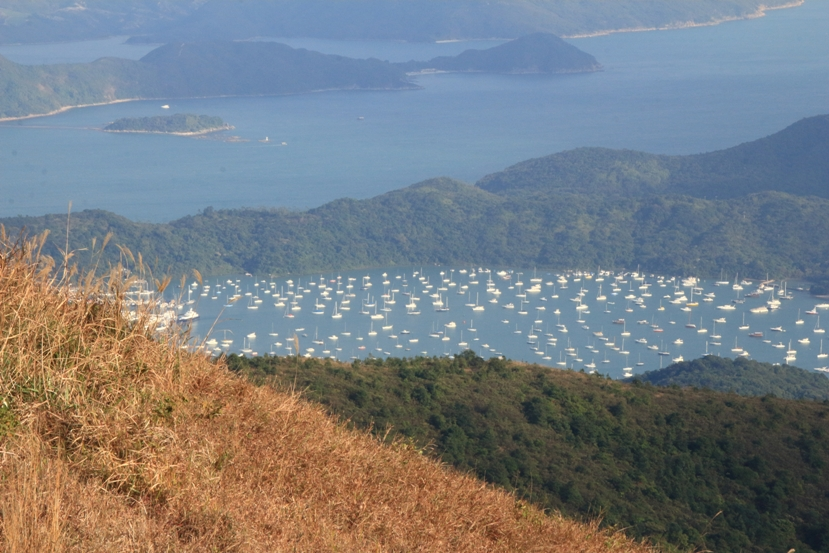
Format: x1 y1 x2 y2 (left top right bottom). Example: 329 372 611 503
3 117 828 281
0 41 414 119
227 352 829 553
4 182 829 281
398 33 601 74
0 54 151 118
477 115 829 199
632 356 829 400
104 113 227 134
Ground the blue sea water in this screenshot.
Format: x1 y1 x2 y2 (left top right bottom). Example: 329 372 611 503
162 267 829 379
0 2 827 222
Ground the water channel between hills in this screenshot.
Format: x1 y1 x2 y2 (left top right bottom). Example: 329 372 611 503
145 266 829 379
1 1 827 221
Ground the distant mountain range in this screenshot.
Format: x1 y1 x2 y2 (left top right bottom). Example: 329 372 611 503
3 115 828 285
0 0 801 44
0 36 597 120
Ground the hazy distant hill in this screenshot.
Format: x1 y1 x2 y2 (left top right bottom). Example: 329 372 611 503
0 41 414 119
398 33 601 74
138 42 413 98
0 36 598 119
0 0 189 44
632 356 829 400
476 115 829 199
0 1 800 44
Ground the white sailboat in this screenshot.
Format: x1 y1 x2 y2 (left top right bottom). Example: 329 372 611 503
738 312 749 330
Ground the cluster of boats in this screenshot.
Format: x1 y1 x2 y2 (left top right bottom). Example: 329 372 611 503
139 267 829 377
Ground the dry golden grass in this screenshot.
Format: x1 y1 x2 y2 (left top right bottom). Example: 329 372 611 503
0 231 659 552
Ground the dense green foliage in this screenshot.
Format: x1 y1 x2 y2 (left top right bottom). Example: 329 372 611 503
477 115 829 200
3 116 827 282
0 41 414 119
3 0 794 44
226 352 829 552
810 279 829 296
0 54 151 118
4 181 829 281
103 113 226 134
632 356 829 400
398 33 600 74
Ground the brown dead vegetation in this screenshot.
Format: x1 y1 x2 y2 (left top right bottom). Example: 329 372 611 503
0 229 657 552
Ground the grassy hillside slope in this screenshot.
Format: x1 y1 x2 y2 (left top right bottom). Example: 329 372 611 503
230 352 829 553
0 235 652 551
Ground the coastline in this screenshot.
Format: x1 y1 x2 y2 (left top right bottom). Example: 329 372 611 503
0 84 420 123
0 1 804 123
562 0 804 39
0 98 139 123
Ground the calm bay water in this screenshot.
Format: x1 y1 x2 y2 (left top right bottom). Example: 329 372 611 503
163 267 829 379
0 2 827 222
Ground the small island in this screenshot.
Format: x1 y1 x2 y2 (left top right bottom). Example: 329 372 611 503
103 113 232 135
398 33 602 75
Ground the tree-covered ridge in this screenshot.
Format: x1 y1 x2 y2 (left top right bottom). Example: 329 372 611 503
103 113 227 134
477 114 829 200
0 54 151 119
632 356 829 401
137 41 413 98
4 182 829 281
0 41 415 119
1 0 798 44
3 116 828 280
398 33 601 74
227 352 829 553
